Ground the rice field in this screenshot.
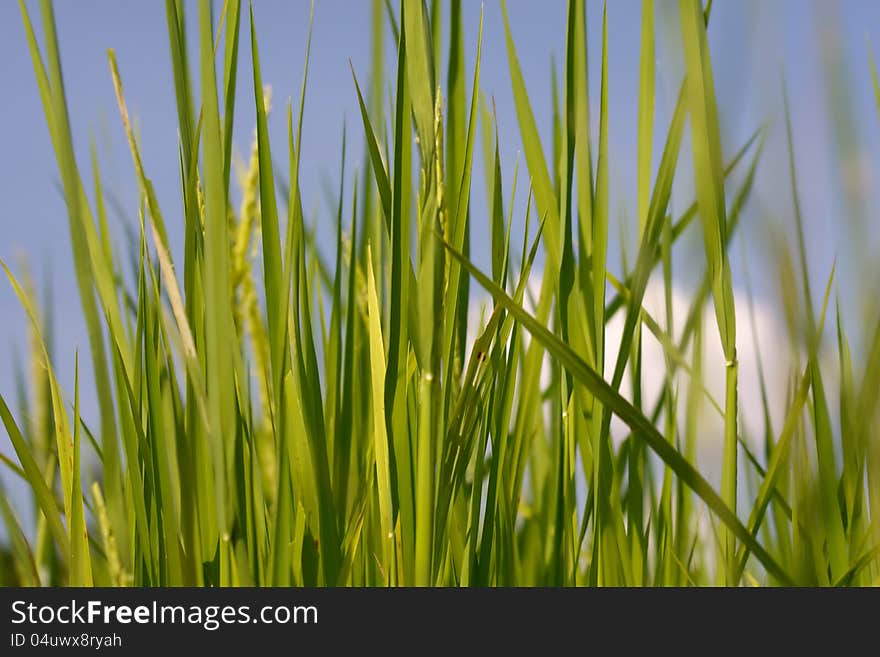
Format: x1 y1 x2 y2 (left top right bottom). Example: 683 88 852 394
1 0 879 586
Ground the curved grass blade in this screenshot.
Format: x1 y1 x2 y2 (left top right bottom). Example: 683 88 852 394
437 235 793 585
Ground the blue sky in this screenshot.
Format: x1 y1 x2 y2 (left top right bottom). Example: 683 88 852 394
2 1 880 522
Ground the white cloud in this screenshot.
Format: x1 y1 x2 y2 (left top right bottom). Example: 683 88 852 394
466 269 805 490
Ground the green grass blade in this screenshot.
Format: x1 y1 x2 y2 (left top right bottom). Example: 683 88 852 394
500 0 561 272
0 390 69 557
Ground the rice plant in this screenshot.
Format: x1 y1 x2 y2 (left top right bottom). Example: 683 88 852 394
1 0 879 586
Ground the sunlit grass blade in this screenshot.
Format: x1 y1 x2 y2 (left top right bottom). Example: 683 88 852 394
365 245 395 584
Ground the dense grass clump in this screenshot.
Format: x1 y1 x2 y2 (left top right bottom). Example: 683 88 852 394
1 0 879 586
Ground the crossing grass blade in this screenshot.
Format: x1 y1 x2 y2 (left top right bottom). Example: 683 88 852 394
436 234 793 585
